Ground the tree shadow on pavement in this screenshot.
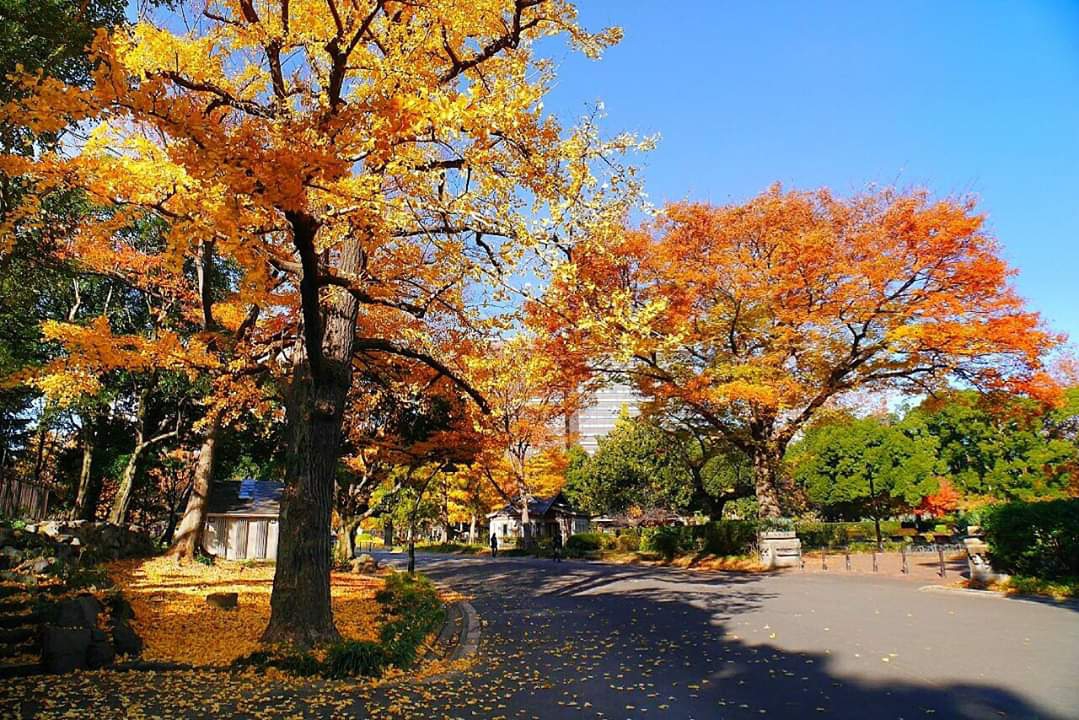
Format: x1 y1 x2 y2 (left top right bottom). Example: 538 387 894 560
368 554 1073 720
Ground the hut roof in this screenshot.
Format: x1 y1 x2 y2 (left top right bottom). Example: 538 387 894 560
206 479 283 516
487 491 588 519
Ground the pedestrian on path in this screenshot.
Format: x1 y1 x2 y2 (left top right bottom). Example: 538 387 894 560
490 532 498 559
552 532 563 563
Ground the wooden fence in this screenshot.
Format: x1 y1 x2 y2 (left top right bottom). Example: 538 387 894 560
0 478 50 519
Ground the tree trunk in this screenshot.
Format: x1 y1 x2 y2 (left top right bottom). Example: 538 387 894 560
407 525 416 575
72 418 97 521
108 442 147 525
689 466 722 521
108 376 173 526
31 416 48 486
347 518 359 558
333 517 360 565
752 447 783 519
168 417 220 562
868 473 883 550
520 498 532 548
469 513 477 544
160 482 190 545
262 215 359 647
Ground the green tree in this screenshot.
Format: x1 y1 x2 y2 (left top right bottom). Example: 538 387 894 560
564 414 752 520
908 391 1078 502
788 415 943 547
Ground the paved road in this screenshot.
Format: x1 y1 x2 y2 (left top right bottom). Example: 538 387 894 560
372 552 1079 720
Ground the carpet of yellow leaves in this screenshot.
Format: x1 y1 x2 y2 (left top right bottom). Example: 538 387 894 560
107 557 384 665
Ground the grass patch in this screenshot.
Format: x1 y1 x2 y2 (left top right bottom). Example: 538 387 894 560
993 575 1079 601
414 542 485 555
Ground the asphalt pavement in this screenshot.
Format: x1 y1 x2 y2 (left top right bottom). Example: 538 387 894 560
370 551 1079 720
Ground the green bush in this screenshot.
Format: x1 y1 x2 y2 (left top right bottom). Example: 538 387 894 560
794 521 901 549
983 499 1079 581
565 533 604 557
695 521 758 555
233 649 323 677
615 531 640 552
376 573 446 669
326 640 387 678
640 526 686 560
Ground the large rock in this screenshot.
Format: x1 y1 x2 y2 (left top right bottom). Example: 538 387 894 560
41 626 91 674
110 619 143 656
54 594 103 629
350 553 379 574
86 629 116 669
206 592 238 610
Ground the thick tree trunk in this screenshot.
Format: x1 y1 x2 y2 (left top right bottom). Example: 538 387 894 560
333 517 360 565
262 359 352 645
262 216 359 647
72 419 96 521
752 447 783 520
469 513 477 544
168 418 220 562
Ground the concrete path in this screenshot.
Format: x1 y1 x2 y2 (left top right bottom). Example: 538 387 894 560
370 551 1079 720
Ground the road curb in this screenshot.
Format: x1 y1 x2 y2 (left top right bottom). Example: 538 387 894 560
450 600 480 661
918 584 1079 609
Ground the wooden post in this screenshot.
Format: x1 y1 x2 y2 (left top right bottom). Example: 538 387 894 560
901 544 909 574
937 545 946 577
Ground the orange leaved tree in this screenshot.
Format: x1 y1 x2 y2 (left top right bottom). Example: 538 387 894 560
2 1 638 644
531 186 1061 518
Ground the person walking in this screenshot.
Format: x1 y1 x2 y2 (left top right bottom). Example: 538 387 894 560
490 532 498 559
552 531 563 563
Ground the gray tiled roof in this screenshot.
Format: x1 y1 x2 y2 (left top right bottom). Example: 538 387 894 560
206 479 283 516
490 491 588 519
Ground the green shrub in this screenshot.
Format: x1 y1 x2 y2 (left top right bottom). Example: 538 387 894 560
376 573 446 670
695 521 758 555
233 650 323 677
325 640 387 678
565 533 604 557
982 499 1079 581
615 531 640 552
794 521 901 549
640 526 686 560
1004 575 1079 600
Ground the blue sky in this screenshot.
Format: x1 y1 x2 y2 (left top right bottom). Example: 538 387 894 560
539 1 1079 343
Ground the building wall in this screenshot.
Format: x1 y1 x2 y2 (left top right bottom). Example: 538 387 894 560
487 514 591 545
203 514 279 561
573 382 641 454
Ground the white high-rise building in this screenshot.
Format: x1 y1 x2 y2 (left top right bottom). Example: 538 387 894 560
568 382 641 454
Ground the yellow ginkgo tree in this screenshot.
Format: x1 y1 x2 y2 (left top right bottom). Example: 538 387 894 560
2 0 642 645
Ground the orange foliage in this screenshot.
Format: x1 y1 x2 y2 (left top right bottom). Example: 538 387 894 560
918 479 961 517
531 186 1062 515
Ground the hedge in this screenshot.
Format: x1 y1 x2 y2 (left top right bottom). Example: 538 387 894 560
982 499 1079 581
